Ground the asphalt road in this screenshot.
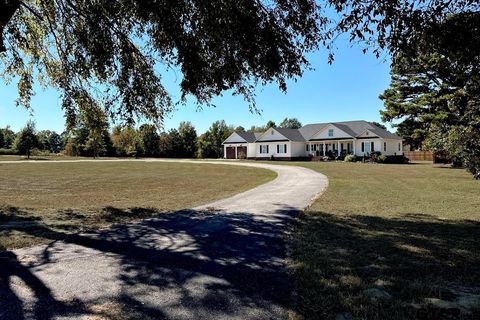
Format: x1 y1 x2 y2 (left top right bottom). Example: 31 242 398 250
0 160 328 320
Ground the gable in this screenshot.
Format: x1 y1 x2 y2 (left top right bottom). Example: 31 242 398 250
256 127 289 142
357 129 379 138
223 132 247 144
309 124 353 140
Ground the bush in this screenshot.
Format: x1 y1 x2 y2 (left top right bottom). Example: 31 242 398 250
376 155 387 163
64 142 79 156
384 155 410 164
32 149 55 157
0 148 16 155
451 156 464 168
344 154 356 162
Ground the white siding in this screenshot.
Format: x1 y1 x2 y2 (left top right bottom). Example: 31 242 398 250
310 124 353 140
383 139 403 156
256 142 292 158
354 139 382 156
256 127 289 142
290 142 307 157
223 132 247 144
247 143 256 158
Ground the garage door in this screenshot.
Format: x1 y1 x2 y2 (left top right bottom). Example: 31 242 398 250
226 147 236 159
237 146 247 159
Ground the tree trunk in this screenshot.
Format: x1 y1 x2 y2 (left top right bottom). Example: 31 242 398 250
0 0 21 52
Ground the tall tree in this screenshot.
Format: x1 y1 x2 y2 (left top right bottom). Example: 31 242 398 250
1 126 16 148
13 120 38 158
279 117 302 129
198 120 232 158
2 1 476 127
111 126 141 157
138 124 160 157
380 12 480 178
234 126 246 133
178 121 198 158
37 130 64 153
265 120 277 129
165 129 183 158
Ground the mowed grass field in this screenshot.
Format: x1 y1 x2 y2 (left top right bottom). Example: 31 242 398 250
283 161 480 320
0 161 276 251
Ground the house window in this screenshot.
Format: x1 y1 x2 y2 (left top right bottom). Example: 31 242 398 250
328 129 334 137
361 142 364 152
384 142 387 152
306 144 309 152
277 144 287 154
398 143 401 151
371 142 375 152
260 145 269 154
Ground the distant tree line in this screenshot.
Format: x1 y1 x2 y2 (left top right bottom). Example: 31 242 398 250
0 117 302 159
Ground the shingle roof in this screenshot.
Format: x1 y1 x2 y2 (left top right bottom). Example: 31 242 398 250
236 131 259 143
298 123 327 140
273 127 306 142
254 132 263 140
228 120 401 143
300 120 401 140
365 125 402 139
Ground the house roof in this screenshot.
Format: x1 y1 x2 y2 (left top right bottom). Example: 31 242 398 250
225 120 401 144
272 127 306 142
236 131 260 143
298 123 328 140
301 120 401 140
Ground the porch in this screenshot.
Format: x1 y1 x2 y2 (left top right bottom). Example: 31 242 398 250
306 140 355 158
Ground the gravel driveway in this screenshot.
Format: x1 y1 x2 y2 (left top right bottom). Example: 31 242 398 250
0 160 328 320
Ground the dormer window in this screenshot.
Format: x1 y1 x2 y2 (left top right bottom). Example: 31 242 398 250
365 131 369 135
328 129 334 137
271 130 274 135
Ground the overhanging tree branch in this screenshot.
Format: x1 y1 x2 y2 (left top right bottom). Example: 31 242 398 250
0 0 20 52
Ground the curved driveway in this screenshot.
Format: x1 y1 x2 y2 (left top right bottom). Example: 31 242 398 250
1 160 328 320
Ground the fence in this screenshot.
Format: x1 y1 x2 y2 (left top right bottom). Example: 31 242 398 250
404 151 433 161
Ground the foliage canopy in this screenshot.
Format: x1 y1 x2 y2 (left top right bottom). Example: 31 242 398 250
1 0 477 127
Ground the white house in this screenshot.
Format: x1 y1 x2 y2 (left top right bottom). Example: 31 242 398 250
222 120 403 160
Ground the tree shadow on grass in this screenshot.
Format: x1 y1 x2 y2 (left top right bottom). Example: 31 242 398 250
0 206 298 319
292 211 480 320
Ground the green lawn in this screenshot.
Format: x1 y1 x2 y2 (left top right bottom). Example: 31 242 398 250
0 161 276 251
0 155 119 161
284 161 480 320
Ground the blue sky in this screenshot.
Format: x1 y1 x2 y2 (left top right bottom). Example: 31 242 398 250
0 39 392 134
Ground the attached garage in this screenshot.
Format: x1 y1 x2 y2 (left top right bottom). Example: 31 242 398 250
222 132 260 159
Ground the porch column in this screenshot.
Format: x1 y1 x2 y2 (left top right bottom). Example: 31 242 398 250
322 143 325 156
353 140 356 155
309 142 312 155
235 146 238 159
337 141 340 156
